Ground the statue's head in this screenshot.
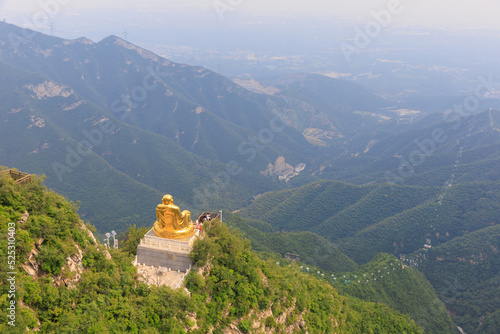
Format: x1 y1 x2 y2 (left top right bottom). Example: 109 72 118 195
162 194 173 204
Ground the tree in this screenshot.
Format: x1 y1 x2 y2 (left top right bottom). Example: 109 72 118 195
120 224 149 255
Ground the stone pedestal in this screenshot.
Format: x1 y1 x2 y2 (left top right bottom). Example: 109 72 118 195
136 228 197 272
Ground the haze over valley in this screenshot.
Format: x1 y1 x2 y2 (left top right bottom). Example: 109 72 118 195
0 1 499 333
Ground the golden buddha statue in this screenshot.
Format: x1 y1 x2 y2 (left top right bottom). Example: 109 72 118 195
153 194 195 239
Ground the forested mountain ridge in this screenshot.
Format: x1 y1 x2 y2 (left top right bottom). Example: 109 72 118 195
0 21 306 231
333 253 457 333
0 172 424 333
224 211 359 273
415 224 500 333
239 179 500 333
320 108 500 186
240 179 500 263
225 213 457 333
0 21 318 170
0 58 277 232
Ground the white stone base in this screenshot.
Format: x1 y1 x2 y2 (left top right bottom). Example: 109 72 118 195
135 228 197 272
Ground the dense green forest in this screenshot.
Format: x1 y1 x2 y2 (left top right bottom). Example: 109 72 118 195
332 253 456 333
224 212 358 273
226 213 457 333
415 225 500 333
238 178 500 333
241 179 500 264
0 173 425 333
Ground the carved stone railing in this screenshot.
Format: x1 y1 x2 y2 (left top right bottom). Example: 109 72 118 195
139 230 194 254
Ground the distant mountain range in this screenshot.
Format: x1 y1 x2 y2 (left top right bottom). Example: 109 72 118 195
0 22 320 230
0 21 427 232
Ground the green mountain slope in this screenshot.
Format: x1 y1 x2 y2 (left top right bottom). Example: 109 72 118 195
0 59 278 232
240 180 370 232
239 178 500 333
319 109 500 187
339 181 500 263
416 224 500 334
0 172 423 333
222 212 455 333
225 212 358 273
0 22 319 171
333 253 456 334
189 222 422 333
241 180 500 264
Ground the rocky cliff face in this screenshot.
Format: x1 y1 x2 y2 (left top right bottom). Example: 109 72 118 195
194 259 308 334
21 216 107 288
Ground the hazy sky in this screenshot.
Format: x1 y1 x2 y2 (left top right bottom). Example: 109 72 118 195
1 0 500 30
